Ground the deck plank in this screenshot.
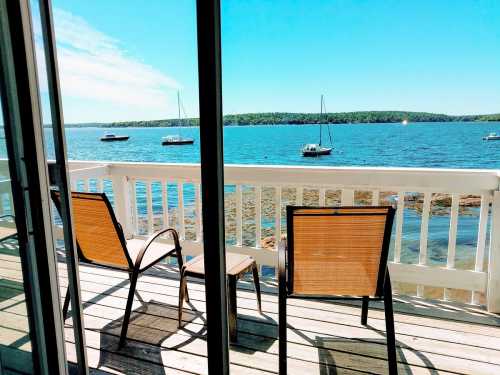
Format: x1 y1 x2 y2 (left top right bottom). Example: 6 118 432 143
2 251 500 374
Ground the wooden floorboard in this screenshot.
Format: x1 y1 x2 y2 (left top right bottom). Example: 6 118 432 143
2 251 500 374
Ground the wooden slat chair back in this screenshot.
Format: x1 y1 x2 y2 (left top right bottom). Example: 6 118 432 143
52 191 131 269
51 190 185 348
288 207 393 297
279 206 398 375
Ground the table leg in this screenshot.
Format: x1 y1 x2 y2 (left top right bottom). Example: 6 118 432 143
228 275 237 341
251 262 262 313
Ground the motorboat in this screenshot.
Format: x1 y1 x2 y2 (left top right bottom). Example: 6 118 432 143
100 133 129 141
483 132 500 141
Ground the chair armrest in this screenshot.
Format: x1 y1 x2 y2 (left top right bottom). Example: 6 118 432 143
278 239 287 294
134 228 181 270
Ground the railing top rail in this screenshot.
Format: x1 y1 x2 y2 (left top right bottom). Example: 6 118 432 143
65 160 500 193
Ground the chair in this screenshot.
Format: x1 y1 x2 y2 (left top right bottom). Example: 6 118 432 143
278 206 397 375
51 191 186 347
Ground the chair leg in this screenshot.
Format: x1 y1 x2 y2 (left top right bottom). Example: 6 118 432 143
384 273 398 375
119 271 139 348
251 262 262 313
178 269 187 328
176 248 189 302
361 296 369 325
279 285 287 375
62 287 71 321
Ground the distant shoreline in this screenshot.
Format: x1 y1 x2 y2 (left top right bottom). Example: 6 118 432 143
50 110 500 128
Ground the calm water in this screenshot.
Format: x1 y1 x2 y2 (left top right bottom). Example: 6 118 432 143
45 121 500 168
40 122 500 270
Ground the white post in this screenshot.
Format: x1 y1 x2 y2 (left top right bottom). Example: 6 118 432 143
341 189 354 206
394 191 405 263
487 191 500 312
275 186 281 249
235 184 242 246
111 175 133 238
255 185 262 248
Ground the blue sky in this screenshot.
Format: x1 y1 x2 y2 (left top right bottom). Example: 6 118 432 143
33 0 500 123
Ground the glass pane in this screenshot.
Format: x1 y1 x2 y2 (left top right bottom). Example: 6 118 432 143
0 89 34 373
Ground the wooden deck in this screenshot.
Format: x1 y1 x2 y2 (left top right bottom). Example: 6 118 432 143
2 244 500 374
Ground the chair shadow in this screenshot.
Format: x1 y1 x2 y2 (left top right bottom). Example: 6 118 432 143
289 323 437 375
96 300 203 374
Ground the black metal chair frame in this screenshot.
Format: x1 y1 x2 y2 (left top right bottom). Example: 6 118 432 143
278 205 397 375
51 191 186 348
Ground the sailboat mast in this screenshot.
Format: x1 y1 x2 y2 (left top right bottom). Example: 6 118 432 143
177 91 181 126
319 94 323 146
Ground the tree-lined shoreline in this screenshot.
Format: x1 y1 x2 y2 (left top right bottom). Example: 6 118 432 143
59 111 500 128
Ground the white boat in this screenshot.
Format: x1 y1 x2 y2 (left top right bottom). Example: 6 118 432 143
162 91 194 146
483 132 500 141
302 143 332 157
301 95 333 157
162 135 194 145
100 133 129 141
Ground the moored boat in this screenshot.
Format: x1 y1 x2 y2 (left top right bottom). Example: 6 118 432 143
161 135 194 145
483 132 500 141
301 94 334 157
161 91 194 146
100 133 129 141
302 143 332 157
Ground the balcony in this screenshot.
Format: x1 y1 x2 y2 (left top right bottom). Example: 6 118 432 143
2 160 500 374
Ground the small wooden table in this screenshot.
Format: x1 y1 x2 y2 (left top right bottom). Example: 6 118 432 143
179 253 262 341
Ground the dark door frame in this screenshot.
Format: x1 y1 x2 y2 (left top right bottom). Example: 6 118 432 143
37 0 89 373
0 0 68 373
196 0 230 373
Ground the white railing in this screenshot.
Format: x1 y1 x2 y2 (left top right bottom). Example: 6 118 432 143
65 160 500 311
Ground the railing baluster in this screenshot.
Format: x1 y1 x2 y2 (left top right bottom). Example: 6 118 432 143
444 193 460 300
296 186 303 205
255 185 262 248
341 189 354 206
235 184 242 246
177 182 185 240
447 193 460 268
319 187 325 206
417 192 432 298
473 194 490 304
419 192 432 265
98 178 104 193
146 181 153 234
487 191 500 312
162 180 169 229
130 179 138 235
372 190 380 206
195 183 202 241
82 179 89 192
394 192 405 263
475 194 490 272
275 186 281 248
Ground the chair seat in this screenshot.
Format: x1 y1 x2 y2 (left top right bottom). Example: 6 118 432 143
126 238 177 269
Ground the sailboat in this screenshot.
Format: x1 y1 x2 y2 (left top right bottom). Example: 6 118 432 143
301 95 333 157
162 91 195 146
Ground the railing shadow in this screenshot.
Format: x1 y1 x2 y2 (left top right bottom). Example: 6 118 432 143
229 311 276 354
